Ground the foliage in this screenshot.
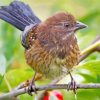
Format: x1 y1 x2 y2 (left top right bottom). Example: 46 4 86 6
0 0 100 100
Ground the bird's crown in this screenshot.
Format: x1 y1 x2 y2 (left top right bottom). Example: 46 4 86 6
45 12 76 26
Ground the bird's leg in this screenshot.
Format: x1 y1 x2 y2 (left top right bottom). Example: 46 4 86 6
67 71 77 94
27 72 37 96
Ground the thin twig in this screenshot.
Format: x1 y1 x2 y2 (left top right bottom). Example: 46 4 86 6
81 40 100 55
79 34 100 62
1 83 100 100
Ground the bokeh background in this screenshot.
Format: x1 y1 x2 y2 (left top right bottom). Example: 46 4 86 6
0 0 100 100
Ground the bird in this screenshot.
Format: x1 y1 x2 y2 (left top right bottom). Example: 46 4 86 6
0 1 87 95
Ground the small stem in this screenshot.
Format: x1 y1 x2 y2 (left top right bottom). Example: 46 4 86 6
79 39 100 62
4 75 12 91
81 40 100 55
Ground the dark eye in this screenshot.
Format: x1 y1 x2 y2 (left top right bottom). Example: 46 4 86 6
64 23 69 27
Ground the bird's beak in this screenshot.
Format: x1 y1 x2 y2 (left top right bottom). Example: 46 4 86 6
74 21 88 31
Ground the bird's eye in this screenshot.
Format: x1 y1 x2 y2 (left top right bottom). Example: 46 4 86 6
64 23 69 27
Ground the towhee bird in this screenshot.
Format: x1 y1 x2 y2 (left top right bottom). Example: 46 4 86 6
0 1 87 95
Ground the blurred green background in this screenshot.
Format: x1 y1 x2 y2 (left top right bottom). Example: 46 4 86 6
0 0 100 100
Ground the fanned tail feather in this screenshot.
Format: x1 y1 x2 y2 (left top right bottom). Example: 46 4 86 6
0 1 41 31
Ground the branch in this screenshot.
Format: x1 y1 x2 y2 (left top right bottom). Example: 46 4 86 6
81 40 100 55
1 83 100 99
79 34 100 62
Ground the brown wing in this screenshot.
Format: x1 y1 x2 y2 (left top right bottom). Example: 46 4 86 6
25 39 53 75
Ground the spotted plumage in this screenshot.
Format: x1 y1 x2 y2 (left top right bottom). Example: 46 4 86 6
0 1 87 80
25 12 81 79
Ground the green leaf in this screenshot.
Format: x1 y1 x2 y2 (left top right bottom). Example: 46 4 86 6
77 89 100 100
0 68 34 92
20 94 34 100
80 10 100 24
78 73 97 83
78 60 100 75
0 54 7 75
0 75 4 85
76 60 100 83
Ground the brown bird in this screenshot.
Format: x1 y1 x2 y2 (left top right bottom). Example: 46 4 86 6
0 1 87 95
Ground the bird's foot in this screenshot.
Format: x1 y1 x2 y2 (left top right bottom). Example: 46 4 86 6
67 71 77 94
27 79 37 96
67 78 77 94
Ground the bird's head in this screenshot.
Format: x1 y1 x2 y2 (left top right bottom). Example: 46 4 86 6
44 12 87 38
36 12 87 57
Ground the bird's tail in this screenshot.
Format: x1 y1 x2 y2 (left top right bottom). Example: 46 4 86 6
0 1 41 31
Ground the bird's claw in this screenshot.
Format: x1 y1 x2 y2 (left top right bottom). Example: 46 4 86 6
67 78 77 94
27 80 37 96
